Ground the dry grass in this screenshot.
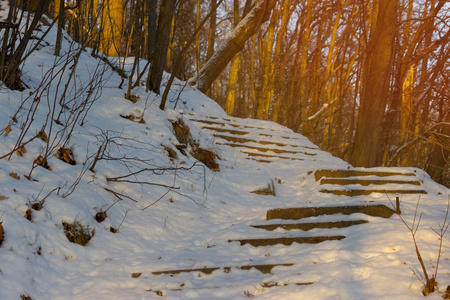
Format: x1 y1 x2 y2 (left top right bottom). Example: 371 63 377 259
191 144 220 171
63 220 94 246
251 181 275 196
170 118 220 171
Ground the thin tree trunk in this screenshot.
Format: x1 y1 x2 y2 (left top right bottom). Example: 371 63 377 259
255 3 278 120
2 0 52 89
426 109 450 183
147 0 157 62
225 0 241 115
206 0 217 61
195 0 201 72
54 0 65 56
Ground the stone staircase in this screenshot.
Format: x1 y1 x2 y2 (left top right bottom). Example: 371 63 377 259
148 202 396 295
145 114 432 296
314 168 427 196
185 114 327 164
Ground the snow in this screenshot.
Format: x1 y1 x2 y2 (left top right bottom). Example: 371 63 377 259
0 4 450 300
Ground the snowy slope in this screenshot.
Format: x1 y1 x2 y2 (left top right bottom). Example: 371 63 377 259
0 5 450 300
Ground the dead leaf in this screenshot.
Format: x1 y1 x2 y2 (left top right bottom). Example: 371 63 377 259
4 124 11 136
244 291 254 298
24 209 32 221
56 147 76 165
0 194 9 200
34 155 51 170
9 172 20 180
16 146 26 157
37 130 48 142
131 273 142 278
95 211 107 223
31 201 43 211
168 198 174 203
110 226 118 233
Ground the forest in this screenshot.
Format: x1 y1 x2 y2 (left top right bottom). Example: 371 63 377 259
1 0 449 187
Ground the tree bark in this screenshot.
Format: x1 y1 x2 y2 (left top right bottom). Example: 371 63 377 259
188 0 277 93
255 3 277 120
147 0 177 94
2 0 52 89
206 0 217 61
54 0 64 56
147 0 157 62
100 0 124 56
225 0 241 115
426 110 450 184
350 0 399 167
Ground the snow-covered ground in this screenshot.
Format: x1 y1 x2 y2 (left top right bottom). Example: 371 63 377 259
1 5 450 300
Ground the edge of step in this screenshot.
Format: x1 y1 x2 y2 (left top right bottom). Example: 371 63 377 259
266 204 396 220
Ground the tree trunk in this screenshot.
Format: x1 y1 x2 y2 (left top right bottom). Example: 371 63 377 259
224 0 241 115
2 0 52 89
147 0 157 62
255 3 278 120
350 0 398 167
54 0 64 56
426 110 450 184
206 0 217 61
195 0 201 72
100 0 124 56
147 0 177 94
188 0 277 93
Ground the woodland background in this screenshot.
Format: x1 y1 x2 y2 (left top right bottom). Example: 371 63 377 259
1 0 449 187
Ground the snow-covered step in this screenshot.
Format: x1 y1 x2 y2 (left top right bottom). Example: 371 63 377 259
152 263 294 275
319 177 421 186
186 114 292 133
266 204 396 220
319 187 427 196
203 126 250 135
228 235 345 247
314 169 417 180
212 133 315 150
250 220 369 231
144 263 314 297
314 168 427 195
244 152 308 162
215 142 317 156
193 122 318 148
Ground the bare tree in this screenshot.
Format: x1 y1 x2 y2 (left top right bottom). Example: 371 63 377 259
187 0 277 93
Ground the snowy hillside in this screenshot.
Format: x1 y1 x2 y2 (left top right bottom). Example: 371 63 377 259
1 5 450 300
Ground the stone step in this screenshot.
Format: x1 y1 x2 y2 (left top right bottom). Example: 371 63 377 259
266 204 395 220
152 263 295 275
243 151 306 161
314 169 416 181
229 235 345 247
212 133 304 149
251 220 369 231
216 142 317 156
165 281 314 294
245 157 273 163
319 188 427 196
202 126 249 135
320 178 421 186
189 117 290 133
